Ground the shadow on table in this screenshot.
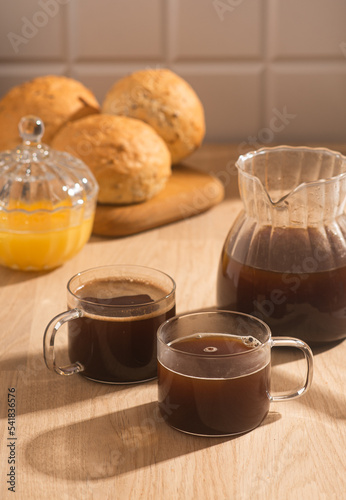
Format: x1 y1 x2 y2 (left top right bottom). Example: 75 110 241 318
270 367 346 421
270 339 346 421
0 266 54 286
176 311 346 421
25 401 281 481
0 351 136 418
1 329 344 423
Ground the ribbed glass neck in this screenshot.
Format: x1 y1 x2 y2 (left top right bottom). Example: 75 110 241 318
237 146 346 227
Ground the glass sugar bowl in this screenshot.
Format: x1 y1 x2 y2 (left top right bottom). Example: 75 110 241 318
0 116 99 271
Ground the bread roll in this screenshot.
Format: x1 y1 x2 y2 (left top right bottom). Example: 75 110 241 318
102 69 205 164
0 75 100 150
52 114 171 205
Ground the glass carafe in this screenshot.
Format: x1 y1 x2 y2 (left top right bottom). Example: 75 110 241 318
217 146 346 346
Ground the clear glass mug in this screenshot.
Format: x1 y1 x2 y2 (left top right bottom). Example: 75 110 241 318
157 310 313 436
43 265 176 384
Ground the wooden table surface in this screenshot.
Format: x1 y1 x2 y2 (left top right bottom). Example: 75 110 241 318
1 143 345 500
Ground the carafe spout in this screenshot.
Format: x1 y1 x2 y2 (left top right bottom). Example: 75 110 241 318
236 145 346 226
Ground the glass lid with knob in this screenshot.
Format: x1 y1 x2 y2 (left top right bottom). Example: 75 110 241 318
0 115 99 271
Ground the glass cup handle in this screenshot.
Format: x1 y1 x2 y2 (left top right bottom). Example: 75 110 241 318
269 337 313 402
43 309 84 376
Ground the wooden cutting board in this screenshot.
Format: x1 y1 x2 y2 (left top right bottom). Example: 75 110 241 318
92 164 225 237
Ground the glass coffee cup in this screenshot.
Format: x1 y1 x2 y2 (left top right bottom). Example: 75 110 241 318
157 310 313 436
43 265 176 384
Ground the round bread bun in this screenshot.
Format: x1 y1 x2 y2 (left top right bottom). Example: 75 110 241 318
0 75 100 151
51 114 172 205
102 69 205 164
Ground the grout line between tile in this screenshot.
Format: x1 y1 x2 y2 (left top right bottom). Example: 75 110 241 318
63 0 75 77
261 0 271 130
165 0 176 67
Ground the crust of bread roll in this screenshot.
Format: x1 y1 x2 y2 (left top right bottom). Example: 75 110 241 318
0 75 100 151
51 114 172 205
102 69 205 164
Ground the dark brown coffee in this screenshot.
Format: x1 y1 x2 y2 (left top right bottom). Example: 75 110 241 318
217 254 346 345
158 334 270 436
68 277 175 383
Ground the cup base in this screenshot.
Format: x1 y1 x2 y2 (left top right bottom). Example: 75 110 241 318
163 412 269 437
166 423 256 438
81 374 157 385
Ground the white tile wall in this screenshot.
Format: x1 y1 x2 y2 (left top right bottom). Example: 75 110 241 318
171 0 263 60
0 0 65 60
268 0 346 60
73 0 164 60
1 0 346 144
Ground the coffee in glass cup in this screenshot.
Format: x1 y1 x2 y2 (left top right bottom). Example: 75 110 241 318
44 265 176 383
157 310 313 436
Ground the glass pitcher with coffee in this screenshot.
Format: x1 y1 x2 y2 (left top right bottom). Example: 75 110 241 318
217 146 346 346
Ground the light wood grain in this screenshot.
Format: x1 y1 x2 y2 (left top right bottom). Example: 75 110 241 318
93 165 225 236
0 144 345 500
